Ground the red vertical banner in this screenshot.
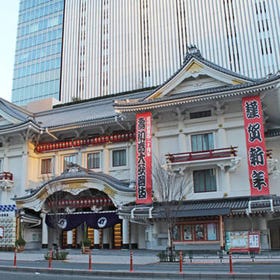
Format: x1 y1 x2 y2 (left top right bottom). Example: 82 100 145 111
242 95 270 196
136 112 153 204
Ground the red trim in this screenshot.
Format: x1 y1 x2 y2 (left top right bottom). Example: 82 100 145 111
47 197 113 209
166 147 237 163
35 131 135 153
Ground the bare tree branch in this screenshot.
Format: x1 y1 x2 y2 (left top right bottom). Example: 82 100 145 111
152 156 191 257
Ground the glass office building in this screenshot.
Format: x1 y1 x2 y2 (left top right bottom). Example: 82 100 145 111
12 0 64 105
11 0 280 105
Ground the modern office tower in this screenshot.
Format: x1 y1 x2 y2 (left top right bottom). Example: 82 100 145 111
12 0 64 105
12 0 280 105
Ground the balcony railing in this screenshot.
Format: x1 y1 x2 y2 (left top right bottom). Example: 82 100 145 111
0 172 14 190
166 146 238 163
0 172 13 181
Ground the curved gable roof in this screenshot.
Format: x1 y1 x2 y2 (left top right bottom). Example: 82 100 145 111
114 47 280 113
145 46 255 101
14 164 135 212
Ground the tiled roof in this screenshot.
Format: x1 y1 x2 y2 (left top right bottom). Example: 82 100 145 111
118 195 280 219
0 98 34 122
265 128 280 137
34 90 151 129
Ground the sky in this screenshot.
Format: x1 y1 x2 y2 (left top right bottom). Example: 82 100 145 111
0 1 19 102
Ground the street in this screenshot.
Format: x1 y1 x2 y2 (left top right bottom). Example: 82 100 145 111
0 271 140 280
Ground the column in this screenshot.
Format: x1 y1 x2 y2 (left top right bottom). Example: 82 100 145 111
94 229 100 249
40 212 48 248
219 215 224 250
122 219 129 249
103 148 110 173
21 149 28 192
67 230 73 248
129 144 136 183
102 228 110 249
54 152 59 176
258 217 269 250
77 150 82 166
178 117 186 152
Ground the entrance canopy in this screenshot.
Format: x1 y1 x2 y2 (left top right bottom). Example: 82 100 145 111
46 211 120 231
13 164 135 212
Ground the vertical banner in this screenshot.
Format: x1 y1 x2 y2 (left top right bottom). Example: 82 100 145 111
242 95 270 196
136 112 153 204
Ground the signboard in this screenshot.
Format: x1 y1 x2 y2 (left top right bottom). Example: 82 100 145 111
225 231 260 253
242 95 270 196
135 112 153 204
248 231 260 252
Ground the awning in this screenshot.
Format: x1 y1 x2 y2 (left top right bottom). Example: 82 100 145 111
172 208 231 218
21 214 41 227
118 195 280 220
46 211 121 231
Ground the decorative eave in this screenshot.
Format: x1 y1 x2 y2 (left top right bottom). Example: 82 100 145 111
114 77 279 113
0 120 42 136
0 98 34 122
181 46 256 83
13 164 135 212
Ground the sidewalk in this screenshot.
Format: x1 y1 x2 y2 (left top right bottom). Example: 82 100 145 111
0 249 158 264
0 249 280 264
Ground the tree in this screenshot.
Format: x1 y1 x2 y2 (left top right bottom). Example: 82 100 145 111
152 157 191 260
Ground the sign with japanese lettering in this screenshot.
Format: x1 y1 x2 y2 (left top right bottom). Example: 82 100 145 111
242 96 270 196
225 231 260 253
135 112 153 204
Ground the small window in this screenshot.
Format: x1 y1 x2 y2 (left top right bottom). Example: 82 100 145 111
41 158 52 174
193 169 217 193
87 152 101 169
112 149 126 167
63 154 77 170
207 223 218 241
191 133 214 152
190 110 211 119
174 222 219 242
195 224 205 240
183 225 193 241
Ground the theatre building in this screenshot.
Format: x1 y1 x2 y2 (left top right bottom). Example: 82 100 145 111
0 47 280 251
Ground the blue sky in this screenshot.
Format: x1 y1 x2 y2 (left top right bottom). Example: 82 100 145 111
0 1 19 101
